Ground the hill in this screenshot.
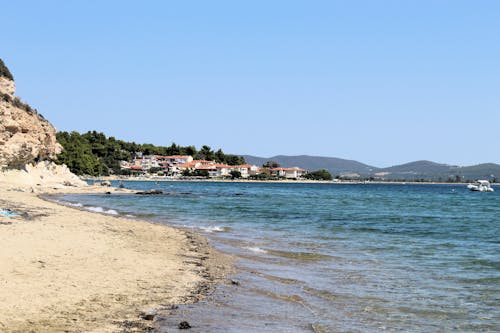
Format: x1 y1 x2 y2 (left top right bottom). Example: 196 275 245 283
242 155 377 176
451 163 500 181
376 160 455 181
376 160 500 181
242 155 500 181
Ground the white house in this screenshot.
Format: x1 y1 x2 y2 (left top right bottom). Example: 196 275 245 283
133 155 160 170
271 167 307 179
233 164 260 178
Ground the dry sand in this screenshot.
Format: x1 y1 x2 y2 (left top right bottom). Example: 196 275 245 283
0 167 233 332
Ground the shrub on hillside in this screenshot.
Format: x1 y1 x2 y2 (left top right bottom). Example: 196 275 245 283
0 59 14 80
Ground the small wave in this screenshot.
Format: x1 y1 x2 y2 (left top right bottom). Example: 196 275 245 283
125 214 135 218
199 225 229 233
86 206 119 215
87 206 105 213
68 202 83 207
245 246 268 254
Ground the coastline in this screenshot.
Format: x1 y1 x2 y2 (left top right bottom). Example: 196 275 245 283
0 180 233 332
86 175 494 186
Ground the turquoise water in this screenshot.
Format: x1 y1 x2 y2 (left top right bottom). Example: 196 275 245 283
60 182 499 332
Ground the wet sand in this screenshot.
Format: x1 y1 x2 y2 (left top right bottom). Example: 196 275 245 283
0 178 233 332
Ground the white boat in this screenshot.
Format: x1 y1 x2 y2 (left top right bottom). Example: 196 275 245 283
467 180 494 192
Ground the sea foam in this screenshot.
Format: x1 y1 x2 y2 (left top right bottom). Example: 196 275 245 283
200 225 226 233
87 206 119 215
244 246 268 254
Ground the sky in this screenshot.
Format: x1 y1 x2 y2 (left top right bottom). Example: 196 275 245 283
2 1 499 167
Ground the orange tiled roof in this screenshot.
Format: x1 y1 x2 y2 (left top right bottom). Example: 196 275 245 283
234 164 252 168
272 167 307 172
197 165 216 170
214 164 232 168
155 155 191 159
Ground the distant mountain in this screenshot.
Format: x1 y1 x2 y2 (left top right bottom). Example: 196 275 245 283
241 155 500 181
377 161 500 181
451 163 500 181
242 155 377 176
376 160 455 181
381 160 455 173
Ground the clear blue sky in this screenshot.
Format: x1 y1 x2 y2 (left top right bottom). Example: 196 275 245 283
2 1 499 167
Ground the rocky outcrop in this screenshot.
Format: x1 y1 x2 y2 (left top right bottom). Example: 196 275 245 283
0 62 61 169
0 161 88 190
0 75 15 96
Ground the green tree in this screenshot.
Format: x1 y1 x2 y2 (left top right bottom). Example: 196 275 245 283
304 169 332 181
56 131 245 176
193 169 209 178
263 161 280 168
250 172 270 180
230 170 242 179
224 154 245 166
215 149 225 163
196 145 214 160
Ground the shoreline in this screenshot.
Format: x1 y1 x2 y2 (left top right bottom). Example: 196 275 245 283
0 182 234 332
86 176 497 186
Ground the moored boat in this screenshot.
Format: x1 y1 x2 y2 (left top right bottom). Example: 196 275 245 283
467 180 494 192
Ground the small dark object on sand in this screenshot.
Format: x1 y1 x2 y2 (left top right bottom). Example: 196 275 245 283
178 321 191 329
140 309 157 321
105 191 111 195
136 189 164 195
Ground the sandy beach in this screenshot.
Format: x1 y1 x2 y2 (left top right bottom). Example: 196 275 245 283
0 169 233 332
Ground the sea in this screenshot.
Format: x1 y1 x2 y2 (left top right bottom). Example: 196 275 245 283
57 181 499 332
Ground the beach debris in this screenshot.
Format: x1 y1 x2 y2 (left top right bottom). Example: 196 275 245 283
135 189 163 195
178 321 191 329
139 308 157 321
0 209 17 217
105 191 112 195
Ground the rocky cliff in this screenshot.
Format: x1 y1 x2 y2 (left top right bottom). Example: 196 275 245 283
0 59 61 168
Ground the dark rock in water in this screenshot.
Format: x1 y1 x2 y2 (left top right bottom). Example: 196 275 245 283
178 321 191 329
136 189 164 195
105 191 111 195
140 308 158 321
230 279 240 286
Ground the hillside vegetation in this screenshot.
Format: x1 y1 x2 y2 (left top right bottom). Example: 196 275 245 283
56 131 245 176
0 58 14 80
